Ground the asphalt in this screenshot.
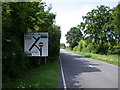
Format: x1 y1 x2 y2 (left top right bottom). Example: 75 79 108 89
58 49 118 89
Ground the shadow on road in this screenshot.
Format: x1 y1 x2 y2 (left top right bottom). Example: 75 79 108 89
59 51 101 88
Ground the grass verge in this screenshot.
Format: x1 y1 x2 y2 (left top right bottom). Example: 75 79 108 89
66 49 119 66
3 56 59 88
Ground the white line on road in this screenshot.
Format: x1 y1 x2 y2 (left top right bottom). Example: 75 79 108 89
59 56 67 90
88 65 95 68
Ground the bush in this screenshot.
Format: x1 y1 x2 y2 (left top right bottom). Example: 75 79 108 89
73 46 78 51
82 43 96 53
113 45 120 53
77 40 87 52
2 35 26 80
2 2 61 82
109 45 120 54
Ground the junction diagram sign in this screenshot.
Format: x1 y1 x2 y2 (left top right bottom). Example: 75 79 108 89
24 32 48 57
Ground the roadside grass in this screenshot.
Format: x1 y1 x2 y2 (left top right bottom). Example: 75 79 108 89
66 49 119 66
3 56 59 88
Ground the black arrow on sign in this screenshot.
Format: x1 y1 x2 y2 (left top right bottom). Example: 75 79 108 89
29 36 42 56
29 36 40 51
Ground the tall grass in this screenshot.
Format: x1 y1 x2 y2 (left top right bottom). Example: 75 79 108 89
3 56 59 88
66 49 119 66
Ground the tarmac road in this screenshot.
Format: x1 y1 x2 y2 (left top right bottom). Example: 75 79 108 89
58 49 118 89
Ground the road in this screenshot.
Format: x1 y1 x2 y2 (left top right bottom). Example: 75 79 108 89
59 49 118 89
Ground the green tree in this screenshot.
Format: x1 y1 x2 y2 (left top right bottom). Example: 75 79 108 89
2 2 61 81
48 25 61 56
60 43 66 49
114 3 120 43
65 27 83 50
82 5 116 54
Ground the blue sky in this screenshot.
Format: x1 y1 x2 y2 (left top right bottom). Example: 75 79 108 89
43 0 119 46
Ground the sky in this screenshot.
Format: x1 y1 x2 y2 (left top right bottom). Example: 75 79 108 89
42 0 119 46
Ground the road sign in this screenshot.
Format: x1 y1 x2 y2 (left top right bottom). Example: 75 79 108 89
39 42 44 47
24 32 48 57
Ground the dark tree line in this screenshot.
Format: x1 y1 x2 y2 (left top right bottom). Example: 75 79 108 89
66 5 120 54
2 2 61 81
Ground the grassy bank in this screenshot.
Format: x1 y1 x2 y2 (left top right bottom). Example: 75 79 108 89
3 56 59 88
66 49 119 66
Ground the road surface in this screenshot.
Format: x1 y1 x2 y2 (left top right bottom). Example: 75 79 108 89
59 49 118 89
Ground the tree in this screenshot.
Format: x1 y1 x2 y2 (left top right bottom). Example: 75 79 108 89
48 25 61 56
82 5 116 54
2 2 61 80
114 3 120 44
66 5 118 54
60 43 66 49
65 27 83 50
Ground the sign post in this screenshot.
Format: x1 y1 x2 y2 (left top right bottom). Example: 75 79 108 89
39 42 44 56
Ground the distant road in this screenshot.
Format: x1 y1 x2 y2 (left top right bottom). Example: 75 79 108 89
59 49 118 89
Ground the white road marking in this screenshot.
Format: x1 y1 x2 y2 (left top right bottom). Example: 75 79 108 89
59 56 67 90
88 65 95 68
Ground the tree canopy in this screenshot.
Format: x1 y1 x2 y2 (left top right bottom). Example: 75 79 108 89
65 27 83 50
66 5 119 54
2 2 61 80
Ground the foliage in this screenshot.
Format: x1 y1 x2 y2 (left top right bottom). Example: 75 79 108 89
112 45 120 54
73 40 86 52
60 43 66 49
2 2 61 81
82 5 117 54
73 45 78 51
82 43 96 53
2 35 26 79
67 5 119 54
3 57 59 88
66 49 119 66
65 27 83 50
114 3 120 35
48 25 61 56
78 40 87 52
113 4 120 54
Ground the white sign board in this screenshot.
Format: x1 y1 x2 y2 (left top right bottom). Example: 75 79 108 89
24 32 48 57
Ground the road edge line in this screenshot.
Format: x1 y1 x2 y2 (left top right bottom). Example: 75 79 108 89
59 56 67 90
